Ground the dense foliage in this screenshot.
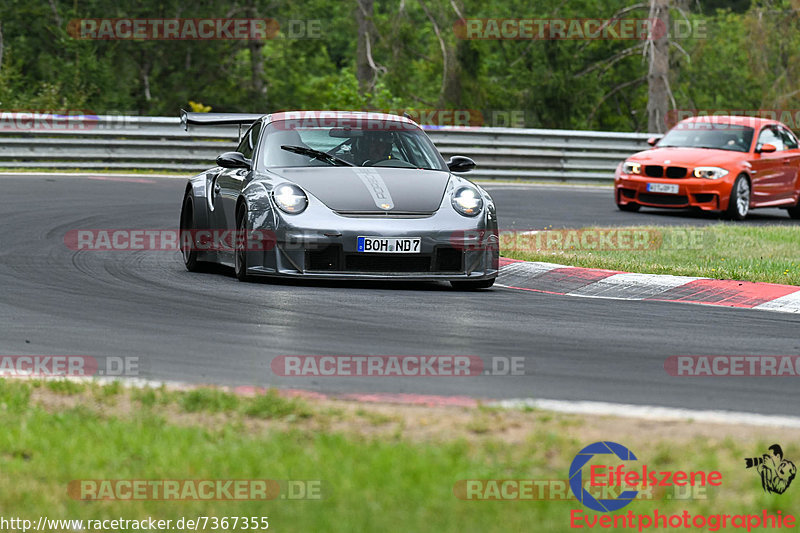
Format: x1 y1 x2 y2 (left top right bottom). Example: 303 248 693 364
1 0 798 131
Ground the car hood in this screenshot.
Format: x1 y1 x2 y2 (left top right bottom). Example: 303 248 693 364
627 147 745 167
266 166 451 213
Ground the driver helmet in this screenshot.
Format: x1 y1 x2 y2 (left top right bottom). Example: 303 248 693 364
358 131 394 164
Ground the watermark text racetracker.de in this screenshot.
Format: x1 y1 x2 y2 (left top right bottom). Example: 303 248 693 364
454 18 707 40
666 109 800 130
271 355 525 377
665 355 800 377
272 109 525 129
68 479 322 500
0 356 139 377
0 110 98 131
452 228 712 253
65 229 270 252
63 228 421 252
0 110 143 131
453 479 708 502
67 18 325 40
67 18 280 40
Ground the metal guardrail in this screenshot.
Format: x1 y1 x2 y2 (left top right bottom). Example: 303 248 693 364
0 114 653 180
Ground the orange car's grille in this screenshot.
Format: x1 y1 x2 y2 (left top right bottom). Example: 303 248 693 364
639 193 689 206
644 165 688 179
666 166 688 178
644 165 663 177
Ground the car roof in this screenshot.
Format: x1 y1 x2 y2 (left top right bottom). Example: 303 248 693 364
264 110 418 127
679 115 781 129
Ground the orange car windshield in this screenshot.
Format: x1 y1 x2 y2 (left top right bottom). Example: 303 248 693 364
658 123 754 153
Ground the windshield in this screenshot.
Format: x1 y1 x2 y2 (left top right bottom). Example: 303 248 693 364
658 122 754 153
259 119 447 170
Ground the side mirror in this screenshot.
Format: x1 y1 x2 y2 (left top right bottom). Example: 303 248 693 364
447 155 476 173
647 136 661 147
758 143 777 154
216 151 251 169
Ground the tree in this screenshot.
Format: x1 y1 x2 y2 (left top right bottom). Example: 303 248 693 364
355 0 377 95
647 0 671 133
418 0 462 107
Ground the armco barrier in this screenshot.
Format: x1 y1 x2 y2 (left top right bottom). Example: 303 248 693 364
0 114 652 180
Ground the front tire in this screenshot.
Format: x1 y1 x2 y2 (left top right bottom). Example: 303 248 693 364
726 175 751 220
788 198 800 219
234 207 250 282
451 278 495 290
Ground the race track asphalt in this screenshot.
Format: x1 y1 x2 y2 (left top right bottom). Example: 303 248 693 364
1 174 798 416
487 182 798 229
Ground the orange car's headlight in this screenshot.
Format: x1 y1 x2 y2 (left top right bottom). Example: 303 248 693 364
622 161 641 175
692 167 729 180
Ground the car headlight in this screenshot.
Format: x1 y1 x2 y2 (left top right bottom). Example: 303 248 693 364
272 183 308 214
622 161 642 175
692 167 729 180
452 187 483 217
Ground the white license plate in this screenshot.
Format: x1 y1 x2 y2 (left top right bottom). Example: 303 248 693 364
357 236 421 253
647 183 680 194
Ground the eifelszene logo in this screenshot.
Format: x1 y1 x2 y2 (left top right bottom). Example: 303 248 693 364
569 442 639 512
569 441 722 513
745 444 796 495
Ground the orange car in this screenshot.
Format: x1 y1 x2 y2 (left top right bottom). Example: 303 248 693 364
614 115 800 220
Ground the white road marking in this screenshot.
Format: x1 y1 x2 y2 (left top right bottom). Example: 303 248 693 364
754 291 800 314
491 398 800 429
15 373 800 428
497 261 565 289
567 272 703 299
500 261 565 276
7 373 800 428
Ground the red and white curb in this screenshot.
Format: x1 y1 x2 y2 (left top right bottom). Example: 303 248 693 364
497 258 800 314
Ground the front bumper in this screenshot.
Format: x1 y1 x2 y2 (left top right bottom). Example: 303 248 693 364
244 215 499 281
615 174 733 211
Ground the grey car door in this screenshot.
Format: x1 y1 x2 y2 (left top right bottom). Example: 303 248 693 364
216 122 261 232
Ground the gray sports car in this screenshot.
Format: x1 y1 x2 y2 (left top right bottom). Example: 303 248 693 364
179 110 498 289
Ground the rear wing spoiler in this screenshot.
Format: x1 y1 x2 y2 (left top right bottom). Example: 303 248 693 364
180 110 265 139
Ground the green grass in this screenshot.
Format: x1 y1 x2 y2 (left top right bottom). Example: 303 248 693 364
504 224 800 285
242 389 313 420
1 379 796 532
177 387 312 420
45 380 86 395
179 387 240 413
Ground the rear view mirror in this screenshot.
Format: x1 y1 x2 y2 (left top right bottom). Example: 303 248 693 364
647 137 661 147
447 156 476 173
216 151 251 169
758 143 777 153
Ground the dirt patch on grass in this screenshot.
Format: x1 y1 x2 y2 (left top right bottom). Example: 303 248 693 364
26 381 800 453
